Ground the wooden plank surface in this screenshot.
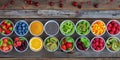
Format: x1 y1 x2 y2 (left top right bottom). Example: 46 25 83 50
0 0 120 10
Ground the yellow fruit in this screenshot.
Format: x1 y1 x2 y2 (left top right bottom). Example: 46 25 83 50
29 37 43 52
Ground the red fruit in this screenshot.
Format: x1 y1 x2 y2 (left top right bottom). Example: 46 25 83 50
96 47 100 51
107 27 111 31
95 42 99 46
110 31 114 34
72 1 78 7
28 1 33 5
14 37 19 42
16 41 22 46
66 42 72 48
14 43 18 47
86 1 91 4
108 23 112 28
93 3 99 8
8 45 12 50
99 40 104 44
114 29 119 34
95 38 99 42
112 27 116 32
59 3 63 8
111 21 116 24
114 23 118 27
10 0 15 5
34 2 40 7
3 38 8 43
49 1 55 6
118 26 120 30
78 5 82 9
99 43 103 47
92 44 96 48
5 30 11 34
0 28 2 33
61 45 66 50
2 46 9 51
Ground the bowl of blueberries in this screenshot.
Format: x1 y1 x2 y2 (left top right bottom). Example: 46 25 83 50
14 20 29 36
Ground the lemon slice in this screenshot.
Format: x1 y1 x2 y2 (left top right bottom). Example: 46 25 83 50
29 37 43 52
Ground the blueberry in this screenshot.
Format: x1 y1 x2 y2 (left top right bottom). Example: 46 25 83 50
22 23 26 27
18 27 22 30
23 27 25 29
18 30 21 33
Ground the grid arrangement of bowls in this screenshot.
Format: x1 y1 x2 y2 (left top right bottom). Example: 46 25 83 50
0 19 119 53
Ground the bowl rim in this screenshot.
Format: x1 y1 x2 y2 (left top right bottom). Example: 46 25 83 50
29 37 43 52
106 20 120 36
0 20 14 36
75 20 90 36
60 20 75 36
105 37 120 53
90 20 106 36
29 20 44 36
44 20 59 36
91 36 105 52
14 20 29 36
14 37 29 53
60 36 75 52
75 36 91 52
43 36 60 52
0 37 13 53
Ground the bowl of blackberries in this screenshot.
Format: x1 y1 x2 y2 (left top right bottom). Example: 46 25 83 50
75 36 90 51
14 37 28 53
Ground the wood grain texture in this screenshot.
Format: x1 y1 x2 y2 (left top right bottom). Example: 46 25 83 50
0 0 120 10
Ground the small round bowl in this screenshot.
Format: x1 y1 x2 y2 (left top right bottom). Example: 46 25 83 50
0 20 14 36
44 36 59 52
44 20 59 36
60 36 75 52
0 37 13 53
14 20 29 36
107 20 120 36
75 36 90 51
91 20 106 36
106 37 120 53
14 37 28 53
60 20 75 36
29 37 43 52
29 20 44 36
91 37 105 52
75 20 90 36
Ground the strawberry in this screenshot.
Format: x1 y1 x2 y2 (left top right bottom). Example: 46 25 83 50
3 38 8 43
61 45 66 50
16 41 22 46
66 42 72 48
5 30 11 34
14 43 18 47
14 37 19 42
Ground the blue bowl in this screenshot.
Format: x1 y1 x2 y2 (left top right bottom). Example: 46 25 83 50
14 20 29 36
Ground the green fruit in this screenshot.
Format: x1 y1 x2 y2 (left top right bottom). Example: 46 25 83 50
112 43 119 51
8 40 13 45
0 40 3 46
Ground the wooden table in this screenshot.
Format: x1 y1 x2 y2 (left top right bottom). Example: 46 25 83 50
0 0 120 60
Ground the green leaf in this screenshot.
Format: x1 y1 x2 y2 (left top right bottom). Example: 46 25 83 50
66 37 74 43
8 40 13 45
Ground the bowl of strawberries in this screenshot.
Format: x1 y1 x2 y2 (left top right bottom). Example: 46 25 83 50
0 37 13 53
60 36 75 52
0 20 14 36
